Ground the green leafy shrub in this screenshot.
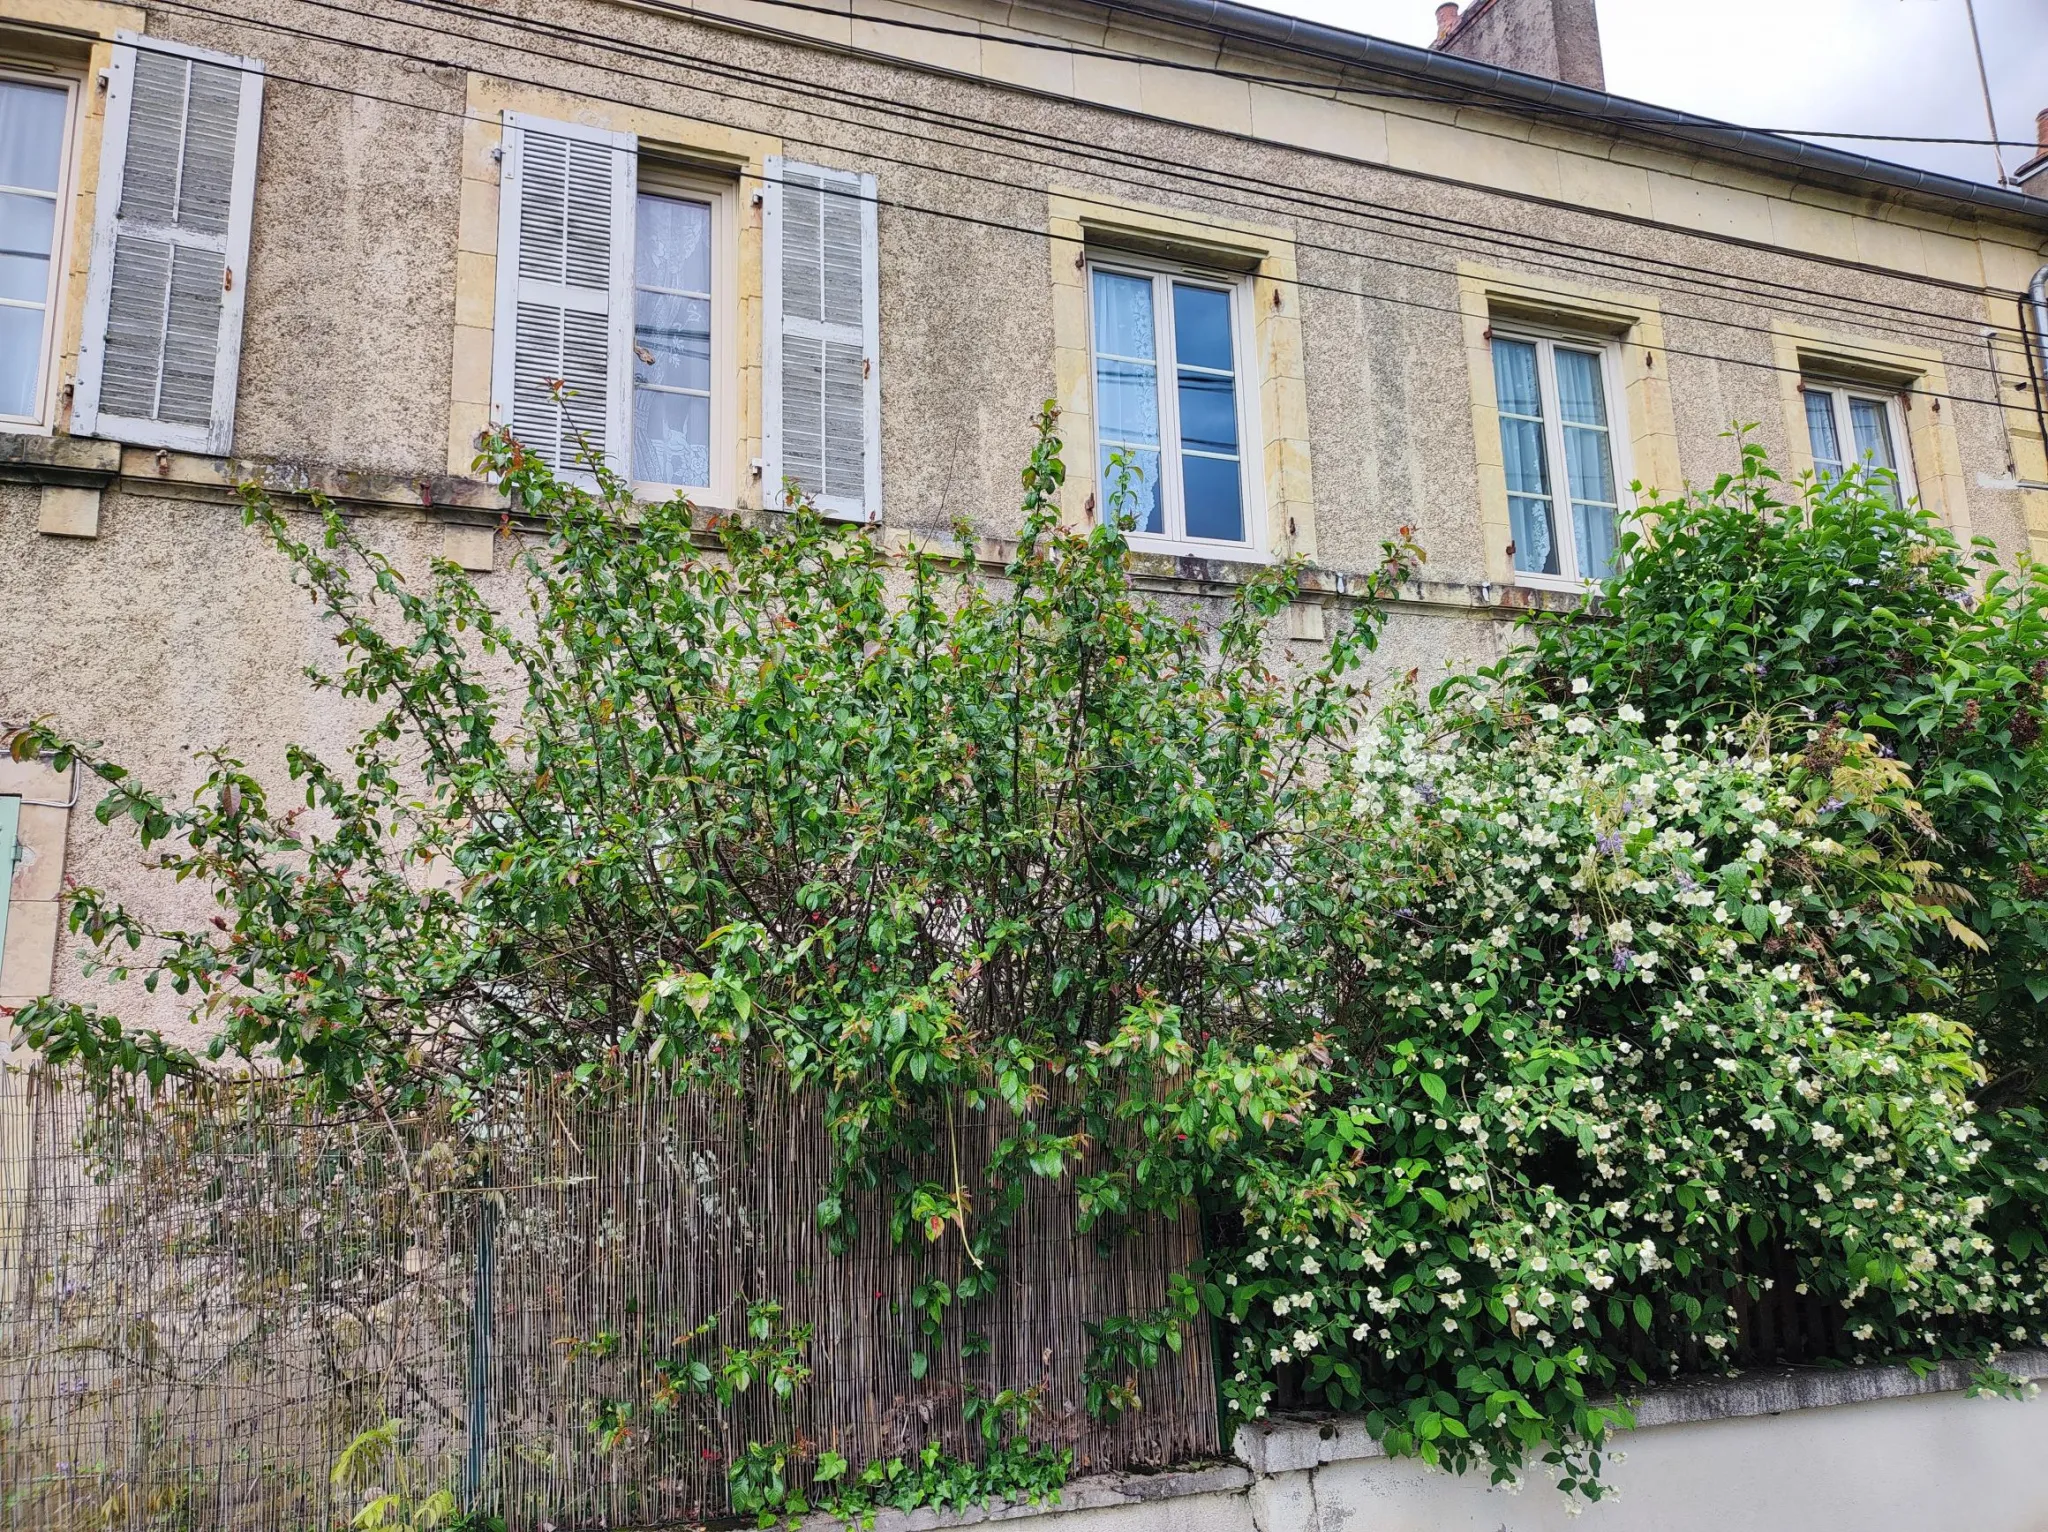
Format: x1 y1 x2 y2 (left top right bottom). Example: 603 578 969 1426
1185 698 2045 1495
1510 441 2048 1093
10 418 2045 1505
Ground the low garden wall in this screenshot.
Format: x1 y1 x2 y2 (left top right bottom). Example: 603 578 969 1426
826 1351 2048 1532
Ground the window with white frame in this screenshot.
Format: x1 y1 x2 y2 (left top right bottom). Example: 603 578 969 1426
1490 329 1627 587
630 167 733 497
1802 381 1913 505
0 70 78 428
494 123 880 517
1088 258 1258 553
492 119 756 509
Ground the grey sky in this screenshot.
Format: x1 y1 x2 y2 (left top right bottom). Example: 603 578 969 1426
1255 0 2048 187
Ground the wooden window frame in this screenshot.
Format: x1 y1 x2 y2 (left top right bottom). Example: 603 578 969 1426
1799 378 1918 503
1083 250 1265 559
0 64 80 434
629 161 737 509
1489 322 1634 593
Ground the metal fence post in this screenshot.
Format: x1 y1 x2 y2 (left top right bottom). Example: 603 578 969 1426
464 1155 495 1510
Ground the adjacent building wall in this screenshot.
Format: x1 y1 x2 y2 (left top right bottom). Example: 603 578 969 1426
1433 0 1607 91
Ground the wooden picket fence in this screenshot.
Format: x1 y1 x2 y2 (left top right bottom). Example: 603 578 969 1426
0 1063 1216 1530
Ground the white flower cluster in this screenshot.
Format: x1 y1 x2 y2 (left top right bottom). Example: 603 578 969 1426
1213 698 2048 1473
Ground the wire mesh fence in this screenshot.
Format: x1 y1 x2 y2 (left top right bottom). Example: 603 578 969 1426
0 1062 1217 1530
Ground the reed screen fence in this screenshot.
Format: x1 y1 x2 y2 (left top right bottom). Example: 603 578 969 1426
0 1064 1217 1530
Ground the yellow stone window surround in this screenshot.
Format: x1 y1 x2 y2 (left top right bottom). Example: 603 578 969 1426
1768 320 1971 545
450 75 780 511
1047 188 1314 559
1457 261 1680 590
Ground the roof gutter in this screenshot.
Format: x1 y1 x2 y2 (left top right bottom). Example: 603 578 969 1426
1093 0 2048 231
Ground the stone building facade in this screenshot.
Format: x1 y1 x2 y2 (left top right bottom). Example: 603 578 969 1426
2 0 2047 1031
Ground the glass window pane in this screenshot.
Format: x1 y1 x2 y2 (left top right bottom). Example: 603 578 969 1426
632 387 709 487
0 189 55 268
0 302 44 417
1804 389 1843 478
1100 444 1162 534
1562 423 1615 507
1499 415 1549 498
1182 452 1243 542
0 82 68 194
1574 502 1617 582
0 252 47 305
635 193 711 294
1177 370 1238 455
1491 338 1542 418
1170 283 1233 373
1092 269 1155 360
1848 397 1896 472
1095 357 1160 448
1553 347 1609 427
633 291 711 392
1510 495 1558 577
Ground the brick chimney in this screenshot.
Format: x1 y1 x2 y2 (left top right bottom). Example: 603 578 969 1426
1430 0 1606 93
2017 108 2048 198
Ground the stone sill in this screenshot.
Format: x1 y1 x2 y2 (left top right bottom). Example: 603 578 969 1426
11 432 1583 620
1231 1347 2048 1474
0 431 121 490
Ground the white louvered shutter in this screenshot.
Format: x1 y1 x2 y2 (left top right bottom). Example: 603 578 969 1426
489 112 635 481
73 34 264 454
764 157 880 521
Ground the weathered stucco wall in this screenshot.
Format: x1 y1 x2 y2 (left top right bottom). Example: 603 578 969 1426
3 0 2048 1016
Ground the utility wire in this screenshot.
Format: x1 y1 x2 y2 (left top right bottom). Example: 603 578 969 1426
140 0 2041 371
60 12 2040 413
243 0 2048 368
374 0 2042 313
357 0 2048 358
636 0 2048 163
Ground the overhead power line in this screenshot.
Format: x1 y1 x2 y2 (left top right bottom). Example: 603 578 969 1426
133 0 2039 373
341 0 2044 345
633 0 2048 160
297 0 2046 362
50 10 2043 415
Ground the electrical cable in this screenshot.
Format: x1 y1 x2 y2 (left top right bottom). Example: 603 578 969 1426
46 12 2042 413
132 0 2044 375
368 0 2043 320
366 0 2048 371
627 0 2048 164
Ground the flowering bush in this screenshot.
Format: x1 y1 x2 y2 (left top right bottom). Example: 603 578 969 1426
1189 697 2047 1495
1508 441 2048 1095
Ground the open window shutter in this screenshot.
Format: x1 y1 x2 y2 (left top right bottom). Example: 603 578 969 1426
489 112 635 481
764 157 880 521
73 33 264 454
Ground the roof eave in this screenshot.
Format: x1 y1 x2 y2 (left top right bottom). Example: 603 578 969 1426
1092 0 2048 236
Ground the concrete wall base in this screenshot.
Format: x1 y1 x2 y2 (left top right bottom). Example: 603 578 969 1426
802 1351 2048 1532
